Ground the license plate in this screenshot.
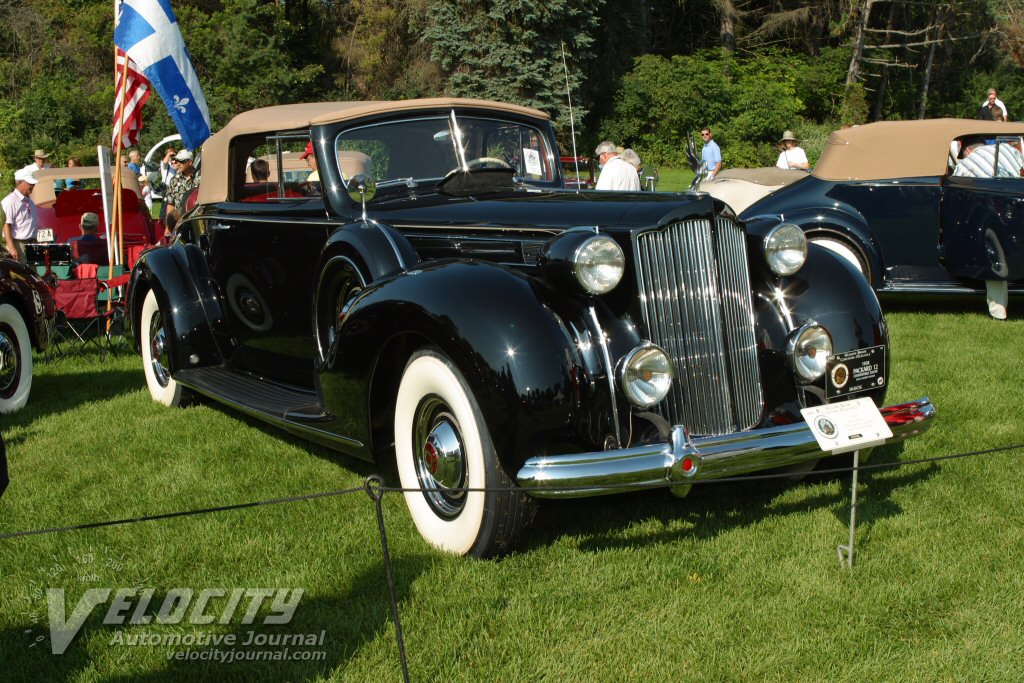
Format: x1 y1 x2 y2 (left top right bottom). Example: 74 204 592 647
36 228 54 243
826 346 885 399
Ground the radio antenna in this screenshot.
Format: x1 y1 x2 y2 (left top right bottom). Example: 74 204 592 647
560 42 582 190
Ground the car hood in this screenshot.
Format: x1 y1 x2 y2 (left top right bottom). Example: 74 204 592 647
363 187 728 234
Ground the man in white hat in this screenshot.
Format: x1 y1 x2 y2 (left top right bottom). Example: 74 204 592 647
2 168 40 262
776 131 810 170
164 149 200 226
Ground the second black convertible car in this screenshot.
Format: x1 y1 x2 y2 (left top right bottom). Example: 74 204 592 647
702 119 1024 317
129 99 936 556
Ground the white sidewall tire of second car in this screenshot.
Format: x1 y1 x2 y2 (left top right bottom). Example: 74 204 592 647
0 302 32 414
810 237 868 279
394 351 488 556
140 289 184 407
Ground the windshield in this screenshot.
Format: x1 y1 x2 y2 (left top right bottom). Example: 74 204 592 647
335 113 558 187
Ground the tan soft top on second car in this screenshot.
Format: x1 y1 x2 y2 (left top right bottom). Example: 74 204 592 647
198 98 551 205
30 166 143 206
813 118 1024 181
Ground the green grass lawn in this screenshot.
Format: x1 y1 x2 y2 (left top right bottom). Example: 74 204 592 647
2 299 1023 681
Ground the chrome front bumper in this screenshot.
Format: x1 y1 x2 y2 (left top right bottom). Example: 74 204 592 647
516 398 936 499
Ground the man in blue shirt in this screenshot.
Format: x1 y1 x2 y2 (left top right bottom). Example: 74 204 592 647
127 150 143 176
700 127 723 180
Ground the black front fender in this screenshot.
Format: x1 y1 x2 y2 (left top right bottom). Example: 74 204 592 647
752 244 888 410
321 261 588 469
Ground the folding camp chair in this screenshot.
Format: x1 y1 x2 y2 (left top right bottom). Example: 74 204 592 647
96 265 130 354
50 277 107 359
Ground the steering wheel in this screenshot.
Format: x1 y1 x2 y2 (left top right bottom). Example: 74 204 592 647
465 157 513 170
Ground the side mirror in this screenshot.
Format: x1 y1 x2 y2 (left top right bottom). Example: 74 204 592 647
346 173 376 220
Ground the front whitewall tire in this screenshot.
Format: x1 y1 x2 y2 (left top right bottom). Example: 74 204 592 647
395 352 487 555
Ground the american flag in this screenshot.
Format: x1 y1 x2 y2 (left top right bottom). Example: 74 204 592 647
112 46 151 149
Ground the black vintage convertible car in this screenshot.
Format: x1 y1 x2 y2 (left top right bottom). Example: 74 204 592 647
128 98 936 556
701 119 1024 317
1 258 55 413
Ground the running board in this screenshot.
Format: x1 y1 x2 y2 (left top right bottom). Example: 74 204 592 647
175 367 330 422
880 281 1024 295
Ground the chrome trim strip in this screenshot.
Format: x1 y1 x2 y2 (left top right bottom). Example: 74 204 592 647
367 219 407 271
589 305 621 446
516 397 936 498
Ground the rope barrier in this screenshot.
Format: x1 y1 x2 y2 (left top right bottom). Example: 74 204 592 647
0 486 364 540
3 440 1022 680
2 442 1021 541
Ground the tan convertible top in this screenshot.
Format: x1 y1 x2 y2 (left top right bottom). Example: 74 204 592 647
813 118 1024 181
198 98 550 204
31 166 142 206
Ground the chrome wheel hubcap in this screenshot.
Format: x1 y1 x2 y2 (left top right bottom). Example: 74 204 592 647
0 326 18 397
413 398 466 518
148 312 171 387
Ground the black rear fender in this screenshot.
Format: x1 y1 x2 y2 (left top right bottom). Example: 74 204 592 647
128 243 227 371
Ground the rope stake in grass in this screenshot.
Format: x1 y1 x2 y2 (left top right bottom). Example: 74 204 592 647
364 475 411 683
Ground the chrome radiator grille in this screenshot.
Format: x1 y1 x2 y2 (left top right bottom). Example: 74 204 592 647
634 217 763 436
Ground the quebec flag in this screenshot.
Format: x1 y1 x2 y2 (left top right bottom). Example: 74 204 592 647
114 0 211 150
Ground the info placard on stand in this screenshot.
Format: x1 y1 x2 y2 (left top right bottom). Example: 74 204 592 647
800 397 893 569
800 397 892 455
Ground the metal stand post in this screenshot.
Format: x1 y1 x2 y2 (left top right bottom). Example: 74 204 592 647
837 449 860 571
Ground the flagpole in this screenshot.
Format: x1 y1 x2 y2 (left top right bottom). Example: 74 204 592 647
109 43 131 322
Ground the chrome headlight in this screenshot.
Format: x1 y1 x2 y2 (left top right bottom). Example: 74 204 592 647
764 223 807 276
786 322 832 382
619 343 673 408
574 235 625 294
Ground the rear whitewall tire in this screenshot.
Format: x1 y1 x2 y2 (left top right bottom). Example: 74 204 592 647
140 289 189 407
0 302 32 414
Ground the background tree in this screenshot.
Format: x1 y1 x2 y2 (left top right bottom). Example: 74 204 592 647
423 0 603 148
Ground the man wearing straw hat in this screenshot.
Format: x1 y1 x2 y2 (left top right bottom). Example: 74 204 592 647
20 149 52 176
775 131 810 170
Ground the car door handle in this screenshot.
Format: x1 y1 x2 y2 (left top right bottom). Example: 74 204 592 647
210 223 231 231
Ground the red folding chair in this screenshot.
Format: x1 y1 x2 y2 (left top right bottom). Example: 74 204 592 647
97 266 131 354
51 278 106 359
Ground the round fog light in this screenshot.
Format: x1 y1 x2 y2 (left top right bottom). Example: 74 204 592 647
619 343 673 407
787 322 832 382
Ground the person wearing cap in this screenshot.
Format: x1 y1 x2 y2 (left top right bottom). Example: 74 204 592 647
2 168 40 262
979 88 1008 122
299 141 321 196
68 212 100 246
775 131 810 171
164 149 200 225
594 141 640 191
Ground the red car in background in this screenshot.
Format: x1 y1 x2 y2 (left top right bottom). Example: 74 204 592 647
30 166 160 249
560 155 596 189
